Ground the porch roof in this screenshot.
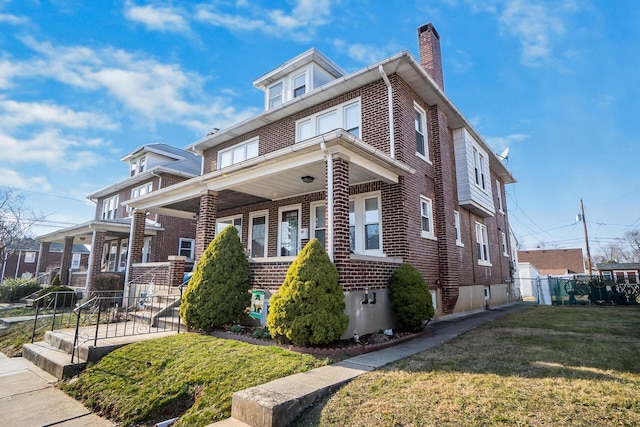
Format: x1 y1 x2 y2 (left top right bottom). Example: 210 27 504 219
124 130 415 218
36 218 163 244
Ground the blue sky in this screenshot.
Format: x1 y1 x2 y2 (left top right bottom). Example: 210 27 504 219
1 0 638 257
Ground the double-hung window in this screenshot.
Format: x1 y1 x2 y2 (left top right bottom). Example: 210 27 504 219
473 147 487 191
414 103 429 160
268 82 283 108
218 138 259 169
131 182 153 199
454 210 463 246
476 222 490 265
217 216 242 239
420 196 435 239
501 232 508 256
178 238 195 262
295 99 361 142
311 202 327 250
102 195 119 220
496 180 504 212
130 156 146 177
293 73 306 98
349 193 382 255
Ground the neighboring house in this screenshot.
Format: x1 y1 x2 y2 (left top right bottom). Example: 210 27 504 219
0 238 89 282
516 262 551 304
36 143 201 288
124 22 517 337
595 263 640 284
517 248 586 276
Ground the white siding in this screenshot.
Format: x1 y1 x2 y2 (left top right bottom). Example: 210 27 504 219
453 128 495 217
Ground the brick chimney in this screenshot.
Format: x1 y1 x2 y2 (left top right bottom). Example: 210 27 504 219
417 22 444 90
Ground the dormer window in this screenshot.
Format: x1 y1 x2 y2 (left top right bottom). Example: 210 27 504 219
293 73 306 98
130 156 146 177
268 82 283 108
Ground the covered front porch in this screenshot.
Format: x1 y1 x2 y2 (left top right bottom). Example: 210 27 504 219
126 130 415 336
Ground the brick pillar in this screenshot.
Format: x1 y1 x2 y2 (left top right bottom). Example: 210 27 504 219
60 236 74 286
130 210 147 265
168 256 186 287
431 106 459 314
331 154 350 283
195 190 218 262
85 230 106 292
36 241 51 275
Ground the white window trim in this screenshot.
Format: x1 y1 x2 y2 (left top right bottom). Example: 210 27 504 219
310 201 327 250
248 210 269 258
130 156 146 177
501 232 509 257
295 98 361 143
217 215 243 239
131 182 153 199
178 238 195 262
277 204 302 258
291 71 307 99
454 210 464 247
24 252 36 263
476 222 491 266
350 192 383 256
414 102 431 164
496 180 504 213
268 81 283 109
71 253 81 270
102 195 119 220
420 195 436 240
473 146 489 193
217 137 259 170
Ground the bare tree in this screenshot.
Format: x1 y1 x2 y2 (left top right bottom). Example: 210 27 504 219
0 187 45 264
595 230 640 263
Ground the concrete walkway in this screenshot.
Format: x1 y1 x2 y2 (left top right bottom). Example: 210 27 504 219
0 353 113 426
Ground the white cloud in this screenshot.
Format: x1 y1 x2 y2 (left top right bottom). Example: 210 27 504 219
0 99 117 130
0 129 100 170
0 169 52 192
485 133 528 152
333 39 399 65
195 0 334 41
124 2 189 33
0 13 27 25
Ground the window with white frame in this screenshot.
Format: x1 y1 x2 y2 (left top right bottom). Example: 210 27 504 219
178 238 195 261
131 182 153 199
496 180 504 212
102 195 119 220
268 82 283 108
476 222 490 265
118 240 128 271
311 202 327 250
473 147 487 191
130 156 146 177
217 216 242 239
71 253 81 270
501 232 508 256
293 73 306 98
24 252 36 263
454 210 463 246
218 138 259 169
349 193 382 255
420 196 435 239
249 211 268 258
295 99 361 142
414 103 428 160
278 206 300 257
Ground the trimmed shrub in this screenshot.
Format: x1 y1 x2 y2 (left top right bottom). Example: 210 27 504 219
267 238 349 346
90 273 124 296
388 263 434 331
0 278 42 303
180 225 251 332
36 285 78 309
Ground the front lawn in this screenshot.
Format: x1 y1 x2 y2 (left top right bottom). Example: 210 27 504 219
294 306 640 426
62 333 328 427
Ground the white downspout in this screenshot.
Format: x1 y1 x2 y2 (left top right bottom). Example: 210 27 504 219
378 65 395 159
320 141 334 261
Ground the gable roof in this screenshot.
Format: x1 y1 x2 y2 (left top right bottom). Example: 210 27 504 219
517 248 585 276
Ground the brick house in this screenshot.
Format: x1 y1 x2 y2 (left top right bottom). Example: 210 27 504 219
595 263 640 284
36 143 200 289
517 248 586 276
125 23 516 337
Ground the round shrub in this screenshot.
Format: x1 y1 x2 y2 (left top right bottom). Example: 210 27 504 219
36 285 78 309
388 263 434 331
90 273 124 296
0 278 42 303
267 238 349 346
180 225 251 332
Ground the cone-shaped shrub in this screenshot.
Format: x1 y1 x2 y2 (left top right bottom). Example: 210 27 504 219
267 238 349 346
388 263 434 331
180 225 251 332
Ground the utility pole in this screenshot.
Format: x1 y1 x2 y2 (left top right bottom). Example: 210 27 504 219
580 198 593 277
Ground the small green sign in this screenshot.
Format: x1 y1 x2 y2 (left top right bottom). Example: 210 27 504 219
250 290 265 319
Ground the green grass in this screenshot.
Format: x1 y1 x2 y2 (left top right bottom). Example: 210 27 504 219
294 306 640 427
0 307 38 318
61 333 329 427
